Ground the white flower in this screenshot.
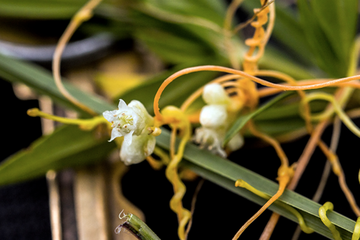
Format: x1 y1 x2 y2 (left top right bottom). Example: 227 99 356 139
193 127 226 157
203 83 230 105
103 99 157 165
200 104 228 128
120 134 156 165
103 99 154 145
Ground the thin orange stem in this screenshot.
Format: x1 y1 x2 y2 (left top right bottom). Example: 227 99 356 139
291 227 303 240
347 108 360 119
234 121 292 239
53 0 102 116
287 120 328 190
224 0 244 32
184 179 204 239
186 111 201 124
318 141 360 216
224 0 244 69
248 121 288 167
222 81 242 88
232 181 287 240
153 65 360 120
226 90 237 96
146 156 164 170
180 74 239 112
312 117 341 203
262 0 275 46
257 80 360 98
253 69 313 132
280 84 350 190
242 0 273 73
339 174 360 217
232 0 274 34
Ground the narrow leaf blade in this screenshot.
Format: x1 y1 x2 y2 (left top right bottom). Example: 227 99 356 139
156 129 356 240
0 54 114 115
223 92 293 145
0 125 116 185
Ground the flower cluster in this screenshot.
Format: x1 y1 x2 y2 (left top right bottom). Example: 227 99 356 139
103 99 156 165
194 83 243 157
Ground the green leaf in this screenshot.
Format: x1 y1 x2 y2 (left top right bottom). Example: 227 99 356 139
134 28 216 64
236 2 318 79
0 54 114 116
132 0 237 64
297 0 337 77
309 0 357 66
139 0 226 25
253 118 305 136
259 46 317 80
223 92 294 145
271 4 312 65
0 0 88 19
297 0 358 77
0 125 116 185
0 54 119 185
156 129 356 240
132 0 317 79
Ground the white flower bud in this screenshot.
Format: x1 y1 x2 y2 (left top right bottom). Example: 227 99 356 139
194 84 245 156
202 83 230 105
120 134 156 165
200 105 227 128
226 133 244 152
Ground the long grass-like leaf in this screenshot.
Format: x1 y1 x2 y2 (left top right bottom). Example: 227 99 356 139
223 92 294 145
156 129 356 240
297 0 358 77
0 125 116 185
0 54 115 116
0 0 88 19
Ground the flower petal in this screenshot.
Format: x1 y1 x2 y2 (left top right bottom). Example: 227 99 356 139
120 135 156 165
123 130 134 145
203 83 230 105
200 105 227 128
103 110 118 122
109 127 123 142
128 100 154 135
144 135 156 157
129 100 153 124
118 99 130 110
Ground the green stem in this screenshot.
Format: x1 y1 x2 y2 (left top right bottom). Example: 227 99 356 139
116 213 161 240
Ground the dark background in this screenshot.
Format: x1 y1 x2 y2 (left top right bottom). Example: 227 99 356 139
0 80 51 239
